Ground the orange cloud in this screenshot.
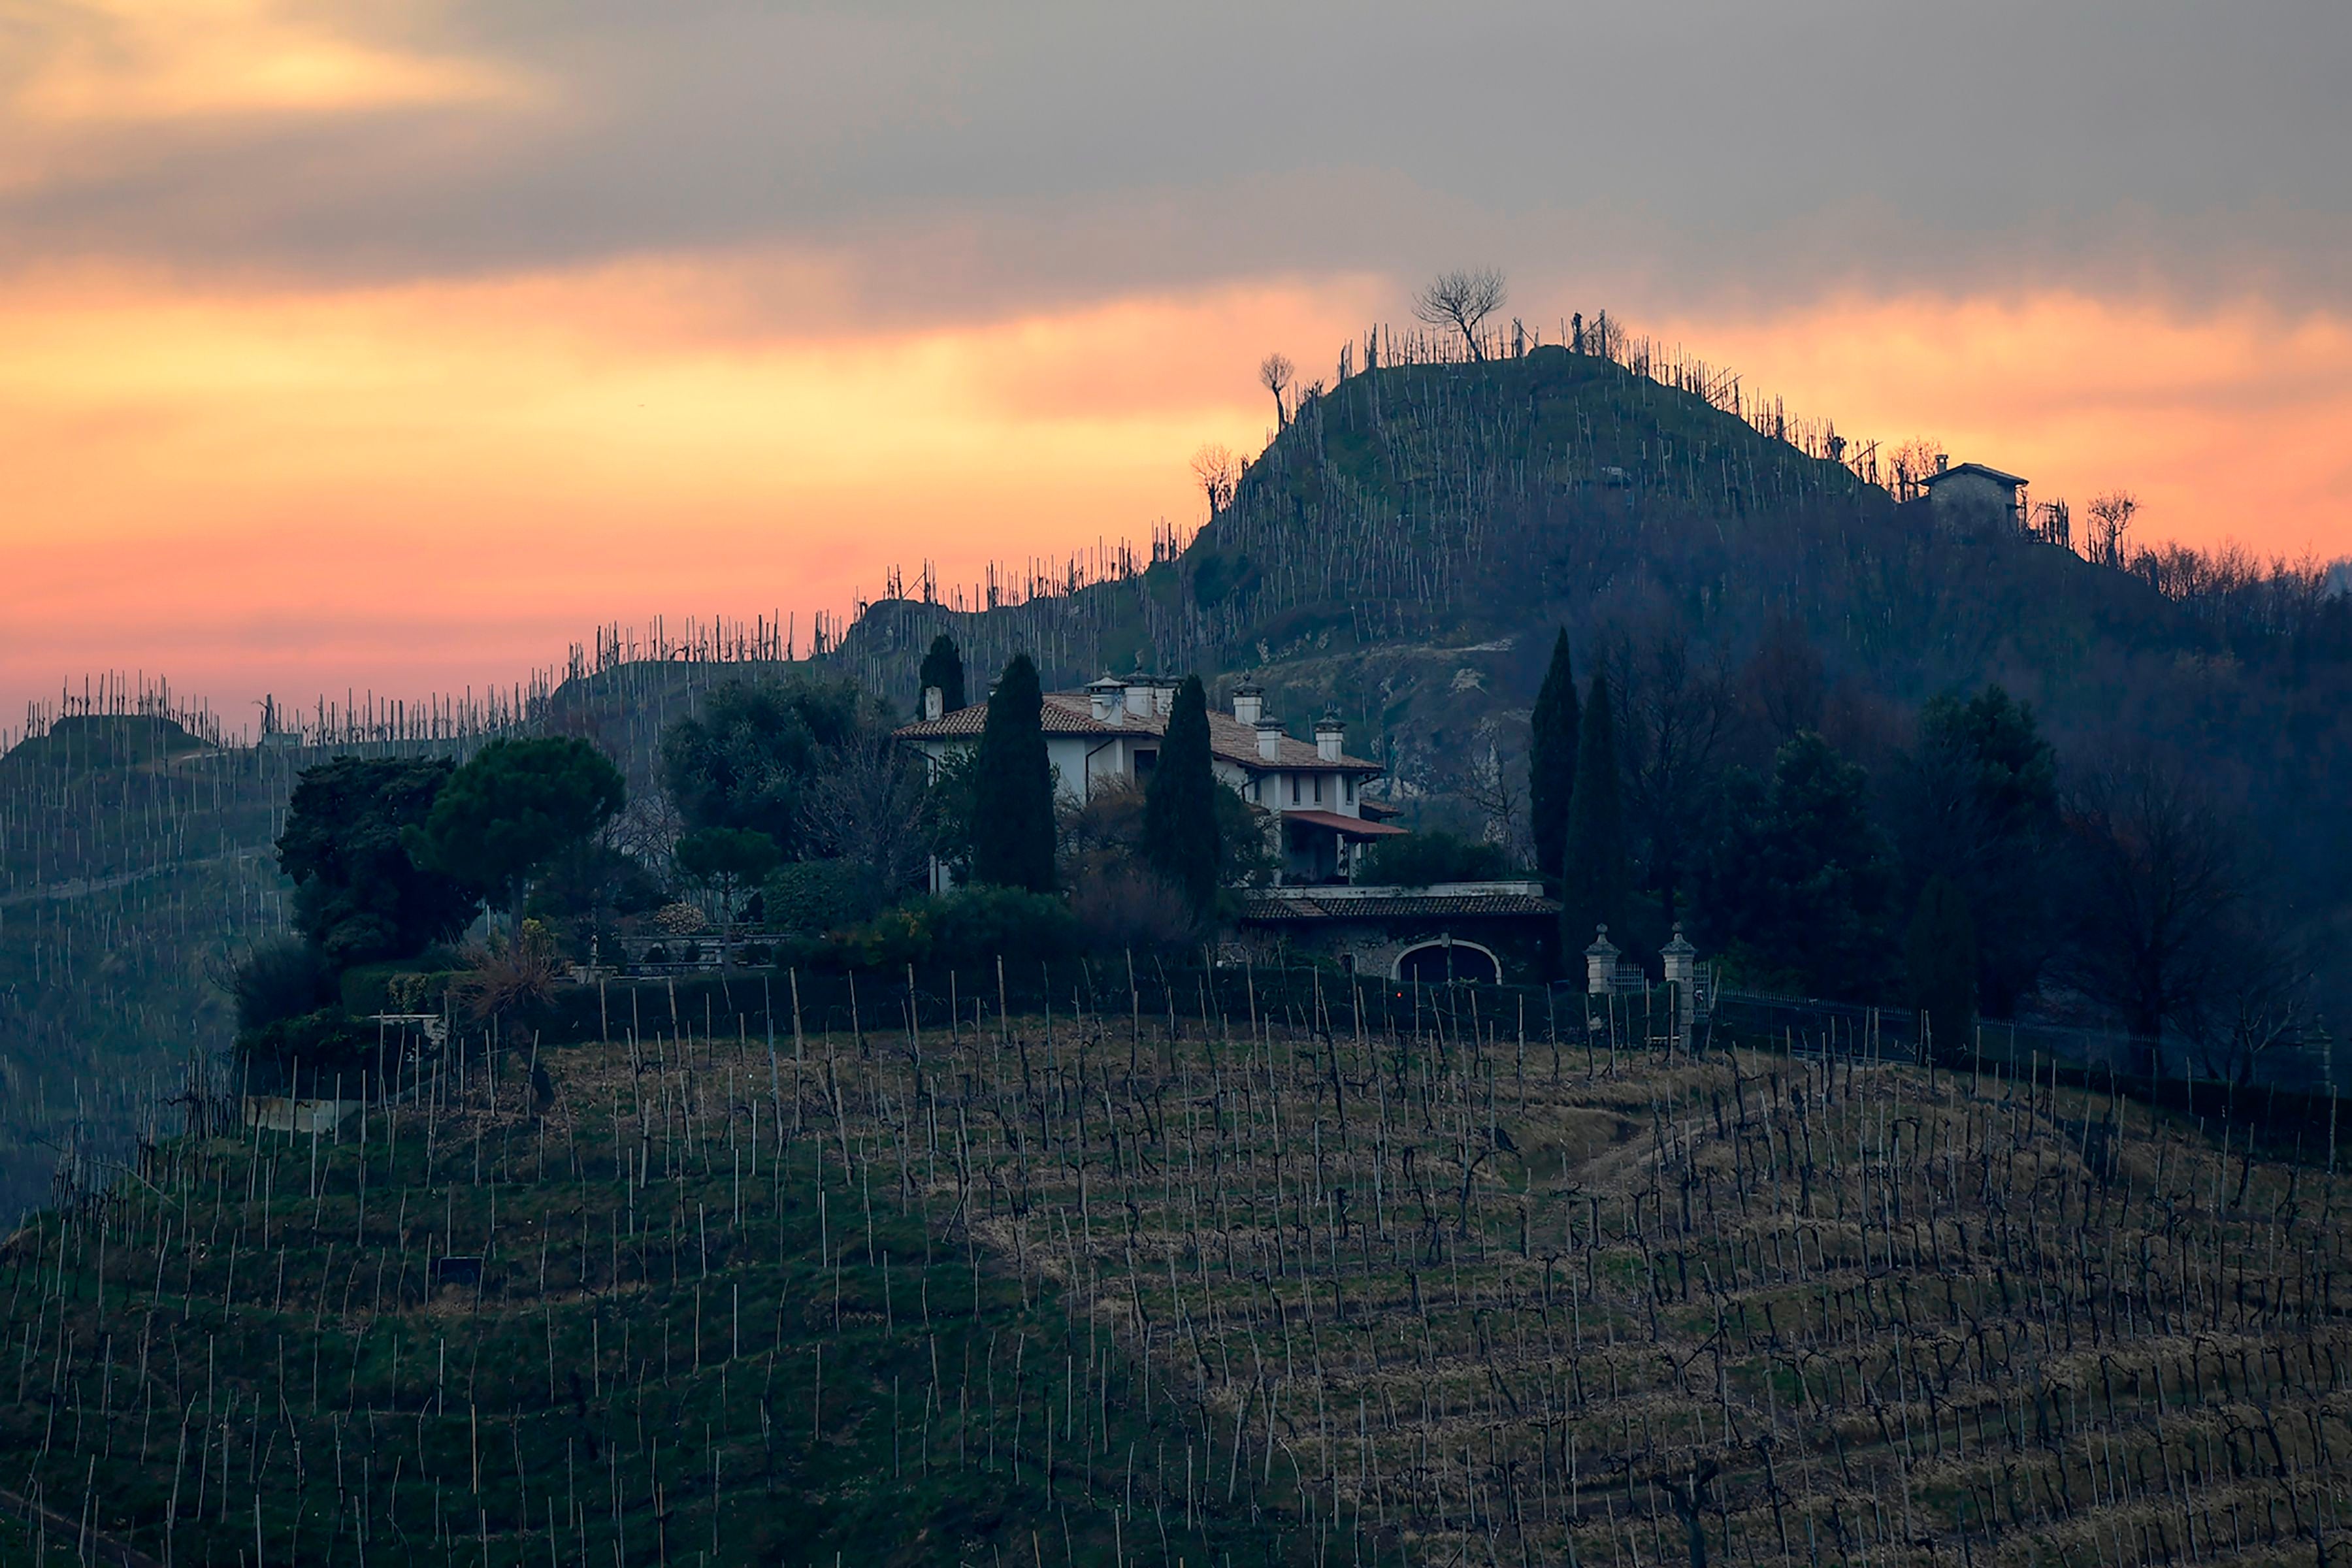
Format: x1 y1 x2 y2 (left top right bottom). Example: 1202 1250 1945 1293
3 259 2344 730
1654 292 2352 560
0 258 1372 723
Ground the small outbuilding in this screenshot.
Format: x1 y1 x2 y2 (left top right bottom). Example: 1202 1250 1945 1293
1920 459 2028 532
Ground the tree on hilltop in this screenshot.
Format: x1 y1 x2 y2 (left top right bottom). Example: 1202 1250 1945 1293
1258 354 1294 429
1413 269 1507 361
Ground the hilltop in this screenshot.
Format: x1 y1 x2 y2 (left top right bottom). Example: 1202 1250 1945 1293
833 340 2280 745
826 337 2352 973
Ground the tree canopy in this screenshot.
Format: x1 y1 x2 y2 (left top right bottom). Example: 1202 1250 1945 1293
406 737 626 933
1558 670 1625 955
276 756 478 968
1144 674 1221 915
969 653 1057 892
1893 685 2061 1017
918 634 967 715
1906 874 1978 1064
676 826 783 967
1527 629 1578 882
660 677 864 852
1699 732 1895 1000
1360 830 1511 888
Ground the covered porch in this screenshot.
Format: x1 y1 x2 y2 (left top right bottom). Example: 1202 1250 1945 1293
1276 808 1408 885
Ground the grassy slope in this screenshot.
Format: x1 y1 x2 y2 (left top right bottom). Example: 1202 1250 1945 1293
0 1026 1308 1567
7 994 2351 1565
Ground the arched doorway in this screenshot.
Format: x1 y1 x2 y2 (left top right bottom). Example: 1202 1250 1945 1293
1394 939 1499 985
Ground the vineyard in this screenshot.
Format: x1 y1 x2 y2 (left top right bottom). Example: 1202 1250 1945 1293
3 977 2347 1565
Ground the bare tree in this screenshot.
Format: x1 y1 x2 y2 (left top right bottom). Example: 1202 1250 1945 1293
1886 437 1944 502
1448 731 1527 865
1610 627 1736 927
802 723 933 895
1412 269 1507 361
1190 443 1241 517
2061 759 2248 1052
2180 906 2314 1088
2087 489 2138 566
1739 615 1825 748
1258 353 1294 427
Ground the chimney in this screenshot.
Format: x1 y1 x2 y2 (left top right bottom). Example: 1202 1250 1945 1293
1314 713 1345 762
1155 681 1177 717
1124 676 1156 724
1086 675 1124 725
1935 453 1949 473
1256 718 1284 762
1232 681 1264 727
922 685 944 722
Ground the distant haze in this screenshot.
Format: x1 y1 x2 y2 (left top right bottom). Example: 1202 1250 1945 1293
5 1 2349 721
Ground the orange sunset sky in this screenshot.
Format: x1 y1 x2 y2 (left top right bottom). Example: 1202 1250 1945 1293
5 1 2349 730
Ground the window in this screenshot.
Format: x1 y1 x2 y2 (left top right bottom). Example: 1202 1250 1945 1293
1290 775 1300 804
1344 775 1355 804
1134 748 1157 776
1313 774 1323 803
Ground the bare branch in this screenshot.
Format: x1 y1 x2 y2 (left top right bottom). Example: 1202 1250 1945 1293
1411 268 1507 361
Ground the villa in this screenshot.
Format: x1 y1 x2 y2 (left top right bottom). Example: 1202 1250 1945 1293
895 674 1561 981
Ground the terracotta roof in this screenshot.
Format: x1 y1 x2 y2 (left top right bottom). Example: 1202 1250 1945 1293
895 692 1381 772
1237 892 1561 921
890 699 1109 739
1281 809 1408 839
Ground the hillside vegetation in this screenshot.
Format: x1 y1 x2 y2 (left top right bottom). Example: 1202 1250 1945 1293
9 992 2351 1565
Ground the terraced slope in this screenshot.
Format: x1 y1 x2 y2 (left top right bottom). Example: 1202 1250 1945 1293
6 988 2347 1565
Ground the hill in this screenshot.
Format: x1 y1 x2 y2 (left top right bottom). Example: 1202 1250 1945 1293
826 337 2352 996
9 984 2351 1563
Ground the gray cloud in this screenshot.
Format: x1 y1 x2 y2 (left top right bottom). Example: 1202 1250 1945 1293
5 0 2347 316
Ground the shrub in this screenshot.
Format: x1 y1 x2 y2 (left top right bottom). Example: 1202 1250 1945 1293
924 886 1080 968
449 923 565 1024
338 958 461 1017
1070 864 1200 955
764 859 887 935
233 939 331 1033
1359 830 1511 887
816 886 1081 974
235 1007 378 1084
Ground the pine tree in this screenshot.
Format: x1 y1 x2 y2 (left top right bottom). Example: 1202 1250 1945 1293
919 634 967 715
1559 671 1625 956
1906 874 1978 1064
1145 674 1222 917
1528 628 1579 881
970 653 1056 892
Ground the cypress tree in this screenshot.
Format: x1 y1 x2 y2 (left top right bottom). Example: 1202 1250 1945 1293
918 634 967 714
1559 670 1625 955
1528 628 1579 881
1906 874 1978 1064
970 653 1056 892
1145 674 1222 917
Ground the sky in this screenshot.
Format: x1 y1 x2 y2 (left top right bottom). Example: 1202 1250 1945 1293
5 0 2350 732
